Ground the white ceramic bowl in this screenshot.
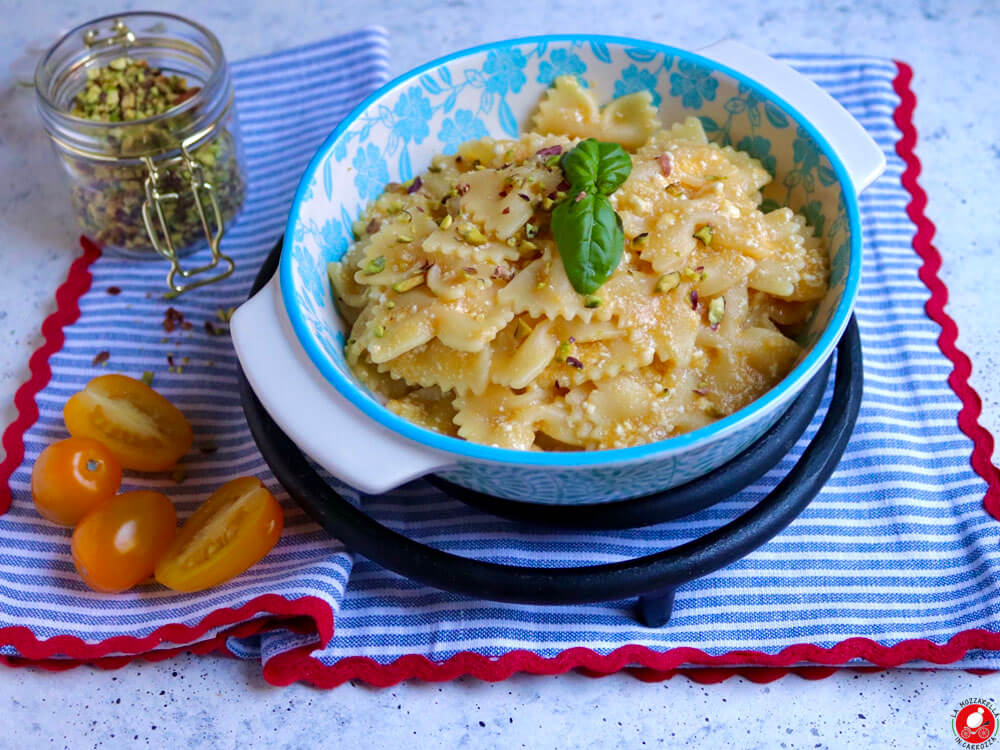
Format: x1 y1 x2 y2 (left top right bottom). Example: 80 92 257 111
233 36 884 504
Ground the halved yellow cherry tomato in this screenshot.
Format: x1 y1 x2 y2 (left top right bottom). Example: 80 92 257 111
63 374 192 472
72 490 177 593
31 437 123 526
155 477 284 592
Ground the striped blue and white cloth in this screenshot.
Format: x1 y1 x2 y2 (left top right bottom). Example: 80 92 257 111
3 35 999 678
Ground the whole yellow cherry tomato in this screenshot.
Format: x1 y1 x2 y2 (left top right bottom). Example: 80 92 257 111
31 437 122 526
72 490 177 593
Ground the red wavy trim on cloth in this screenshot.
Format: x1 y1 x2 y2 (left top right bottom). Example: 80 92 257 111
1 62 998 685
255 60 1000 688
893 63 1000 519
0 237 100 514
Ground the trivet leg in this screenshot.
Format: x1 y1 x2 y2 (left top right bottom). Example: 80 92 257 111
637 588 676 627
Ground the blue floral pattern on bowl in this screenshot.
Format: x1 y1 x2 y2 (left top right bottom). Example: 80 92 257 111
279 35 860 504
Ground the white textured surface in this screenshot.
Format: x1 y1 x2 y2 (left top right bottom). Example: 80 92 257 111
1 1 999 747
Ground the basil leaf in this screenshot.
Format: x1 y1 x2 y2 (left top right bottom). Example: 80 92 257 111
559 138 633 195
551 192 625 294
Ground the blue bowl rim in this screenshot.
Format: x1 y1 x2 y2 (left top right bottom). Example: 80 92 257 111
279 33 863 469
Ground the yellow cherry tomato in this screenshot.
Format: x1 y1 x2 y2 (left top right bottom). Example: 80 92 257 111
155 477 284 592
72 490 177 593
63 374 192 472
31 437 122 526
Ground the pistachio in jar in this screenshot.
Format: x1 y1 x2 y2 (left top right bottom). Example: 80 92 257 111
65 56 245 254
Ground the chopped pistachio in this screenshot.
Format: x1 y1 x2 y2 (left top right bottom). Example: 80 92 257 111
693 225 714 245
396 234 414 244
392 274 426 293
514 319 533 339
541 196 554 211
545 154 561 168
666 184 684 197
385 300 396 310
525 223 539 239
428 164 443 173
707 175 727 182
386 201 404 215
708 296 726 326
506 236 518 248
519 241 537 253
373 324 386 338
583 295 602 308
439 214 453 230
632 233 649 247
141 371 155 386
460 225 488 245
654 272 681 294
363 256 386 275
555 340 573 362
682 266 701 282
535 280 548 291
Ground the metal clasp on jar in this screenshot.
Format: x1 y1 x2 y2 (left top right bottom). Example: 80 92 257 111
141 130 235 296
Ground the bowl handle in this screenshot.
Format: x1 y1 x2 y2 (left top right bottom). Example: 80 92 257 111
696 40 886 192
232 275 454 495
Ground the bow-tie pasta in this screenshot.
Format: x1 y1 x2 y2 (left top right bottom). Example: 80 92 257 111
327 76 827 451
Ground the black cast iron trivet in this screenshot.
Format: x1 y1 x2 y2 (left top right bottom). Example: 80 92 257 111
238 239 863 626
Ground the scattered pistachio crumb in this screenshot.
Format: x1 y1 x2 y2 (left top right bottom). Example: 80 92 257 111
693 225 714 245
505 237 518 248
363 256 386 275
373 324 386 338
515 319 533 339
583 295 602 308
708 296 726 326
555 340 573 362
385 300 396 310
525 223 539 239
632 233 649 247
655 272 680 294
396 234 414 244
439 214 453 230
141 371 155 386
392 274 426 293
541 196 554 211
460 225 488 245
428 164 443 173
545 155 561 168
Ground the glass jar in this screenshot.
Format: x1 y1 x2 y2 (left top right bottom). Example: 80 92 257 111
34 12 246 294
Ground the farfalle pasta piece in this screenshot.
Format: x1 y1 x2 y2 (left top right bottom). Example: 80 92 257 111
378 338 492 395
497 245 614 323
533 77 660 150
386 387 459 437
422 225 519 265
531 76 601 141
597 91 660 150
460 165 562 239
453 385 550 449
